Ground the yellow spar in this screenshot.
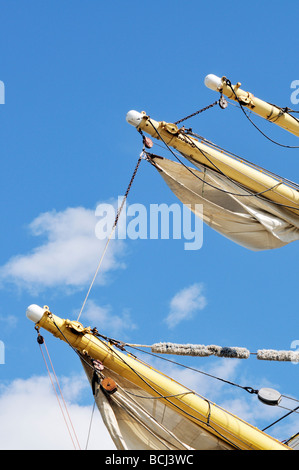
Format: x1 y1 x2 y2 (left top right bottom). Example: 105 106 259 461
27 304 291 451
126 110 299 216
204 74 299 138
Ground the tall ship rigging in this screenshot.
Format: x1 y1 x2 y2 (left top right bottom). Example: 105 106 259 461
27 75 299 450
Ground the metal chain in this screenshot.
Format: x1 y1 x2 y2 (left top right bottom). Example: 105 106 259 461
77 153 143 322
174 99 220 125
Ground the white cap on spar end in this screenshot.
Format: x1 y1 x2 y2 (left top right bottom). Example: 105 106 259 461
26 304 45 323
204 74 223 91
126 110 144 127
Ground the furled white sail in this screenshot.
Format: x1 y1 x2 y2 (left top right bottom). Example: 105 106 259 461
150 156 299 251
81 359 233 450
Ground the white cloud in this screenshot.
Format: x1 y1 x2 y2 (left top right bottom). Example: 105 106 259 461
0 206 126 293
0 365 295 450
80 299 137 338
0 374 115 450
0 314 18 330
165 283 207 328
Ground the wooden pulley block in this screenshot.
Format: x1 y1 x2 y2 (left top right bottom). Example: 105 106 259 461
101 377 118 395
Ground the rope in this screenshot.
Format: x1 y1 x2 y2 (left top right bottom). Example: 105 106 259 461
76 153 143 322
96 336 242 449
49 317 299 407
49 318 299 445
123 342 299 433
47 317 298 440
225 78 299 149
185 129 299 190
110 393 177 450
38 335 81 450
85 400 96 450
182 131 287 198
53 319 242 448
113 384 190 450
123 389 195 400
145 121 299 212
262 405 299 432
124 342 258 396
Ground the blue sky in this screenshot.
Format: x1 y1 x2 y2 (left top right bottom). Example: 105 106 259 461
0 0 298 450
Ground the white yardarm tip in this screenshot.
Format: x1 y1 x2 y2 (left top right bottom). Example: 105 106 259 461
126 110 144 127
26 304 45 323
204 74 223 91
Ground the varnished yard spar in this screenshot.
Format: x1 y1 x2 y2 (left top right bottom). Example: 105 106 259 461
126 111 299 214
27 305 291 450
204 74 299 140
126 78 299 252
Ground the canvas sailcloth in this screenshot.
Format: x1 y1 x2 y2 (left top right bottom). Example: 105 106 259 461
149 156 299 251
81 358 233 450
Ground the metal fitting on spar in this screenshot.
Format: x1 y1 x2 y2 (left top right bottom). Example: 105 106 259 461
26 304 46 323
126 110 144 127
204 74 223 91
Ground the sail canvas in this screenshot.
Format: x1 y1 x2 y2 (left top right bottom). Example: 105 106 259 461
150 156 299 251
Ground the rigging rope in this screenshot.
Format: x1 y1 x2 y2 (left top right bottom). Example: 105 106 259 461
185 129 299 190
145 120 299 212
49 307 193 449
76 153 143 322
50 316 299 406
50 317 242 448
262 405 299 432
37 333 81 450
114 383 191 450
95 335 242 449
122 342 258 396
224 78 299 149
49 318 297 443
85 400 96 450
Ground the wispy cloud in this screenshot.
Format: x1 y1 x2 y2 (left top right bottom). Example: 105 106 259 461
165 283 207 328
0 314 18 330
80 299 137 338
0 206 126 293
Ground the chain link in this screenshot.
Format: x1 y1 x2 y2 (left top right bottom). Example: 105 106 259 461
174 99 220 125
